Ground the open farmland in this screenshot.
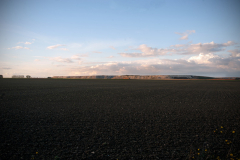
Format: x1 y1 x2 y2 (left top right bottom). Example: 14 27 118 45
0 79 240 159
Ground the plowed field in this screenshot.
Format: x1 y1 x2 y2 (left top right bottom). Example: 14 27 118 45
0 79 240 159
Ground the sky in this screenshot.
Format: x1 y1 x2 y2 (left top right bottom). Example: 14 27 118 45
0 0 240 78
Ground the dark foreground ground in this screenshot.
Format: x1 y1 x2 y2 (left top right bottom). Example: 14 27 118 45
0 79 240 160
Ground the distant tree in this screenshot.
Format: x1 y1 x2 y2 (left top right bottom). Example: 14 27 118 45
0 75 3 78
26 75 31 78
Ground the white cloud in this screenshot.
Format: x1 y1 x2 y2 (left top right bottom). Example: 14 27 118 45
119 44 175 57
3 52 239 78
228 49 240 57
12 46 23 49
47 44 66 49
107 56 115 58
49 57 73 63
170 44 184 48
119 41 236 57
71 55 81 60
187 53 219 64
180 35 188 40
11 46 30 50
93 51 102 53
67 53 240 76
119 52 144 57
175 30 196 40
139 44 171 56
223 41 235 46
18 40 34 44
60 48 68 51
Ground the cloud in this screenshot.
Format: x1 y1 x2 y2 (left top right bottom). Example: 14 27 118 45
209 56 240 71
60 48 68 51
71 55 81 60
187 53 219 64
179 41 236 55
68 53 240 77
170 44 184 48
228 49 240 57
138 44 167 56
107 56 115 58
49 57 73 63
12 46 23 49
2 67 11 69
119 44 175 57
47 44 66 49
11 46 30 50
49 55 84 64
119 52 142 57
180 35 188 40
93 51 102 53
119 41 236 57
34 59 40 62
175 30 196 40
109 46 116 50
18 40 34 44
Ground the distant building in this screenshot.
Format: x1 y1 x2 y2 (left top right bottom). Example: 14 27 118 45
0 75 3 78
12 75 24 78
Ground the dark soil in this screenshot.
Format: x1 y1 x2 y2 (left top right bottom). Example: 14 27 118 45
0 79 240 160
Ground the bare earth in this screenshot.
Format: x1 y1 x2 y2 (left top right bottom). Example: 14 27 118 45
0 79 240 159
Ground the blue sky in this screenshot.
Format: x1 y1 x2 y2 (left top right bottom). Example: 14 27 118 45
1 0 240 77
